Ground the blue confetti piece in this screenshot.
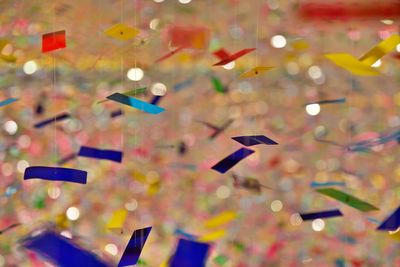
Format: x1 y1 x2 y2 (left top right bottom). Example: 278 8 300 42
310 181 346 188
21 230 110 267
150 95 163 105
174 229 198 241
173 78 193 92
377 206 400 231
232 135 278 146
107 93 165 115
211 148 255 174
34 112 71 128
118 227 152 267
24 166 87 184
170 239 210 267
78 146 123 163
111 109 124 118
0 98 18 107
300 209 343 221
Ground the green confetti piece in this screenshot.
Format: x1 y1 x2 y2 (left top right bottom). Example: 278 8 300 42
316 188 379 212
233 241 245 251
34 195 46 209
211 76 226 93
214 254 228 265
137 259 147 266
123 87 147 97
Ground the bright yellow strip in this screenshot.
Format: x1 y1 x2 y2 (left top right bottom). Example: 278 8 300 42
239 66 275 79
204 211 237 228
106 209 127 230
104 23 139 41
324 53 380 76
198 230 226 242
359 34 400 66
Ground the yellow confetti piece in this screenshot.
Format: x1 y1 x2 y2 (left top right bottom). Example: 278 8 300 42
204 211 237 228
292 39 309 50
107 209 127 231
239 66 275 79
359 34 400 66
389 228 400 241
104 23 139 41
324 54 380 76
159 260 168 267
198 230 226 242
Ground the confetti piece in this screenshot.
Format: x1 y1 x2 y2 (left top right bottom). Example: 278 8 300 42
211 76 226 93
211 148 255 174
213 48 231 60
213 48 255 66
174 229 198 240
170 239 210 267
359 34 400 66
316 188 379 212
305 98 346 106
111 109 124 118
310 181 346 188
204 211 237 228
0 97 18 107
78 146 123 163
21 230 109 267
199 119 234 139
24 166 87 184
232 135 278 146
168 25 210 49
42 30 66 53
0 223 20 234
324 54 380 76
198 230 226 242
377 206 400 231
107 209 127 232
118 226 152 267
300 209 343 220
107 93 165 114
232 174 272 192
347 130 400 152
104 23 139 41
98 87 147 104
33 112 71 129
150 95 163 105
239 66 275 79
173 78 194 91
155 46 185 63
213 255 228 266
299 2 400 20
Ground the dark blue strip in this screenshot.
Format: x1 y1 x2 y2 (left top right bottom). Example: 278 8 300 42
150 95 163 105
118 227 152 267
211 148 255 174
24 166 87 184
300 209 343 221
78 146 123 163
34 112 71 128
111 109 124 118
170 239 210 267
377 206 400 231
232 135 278 146
21 230 110 267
